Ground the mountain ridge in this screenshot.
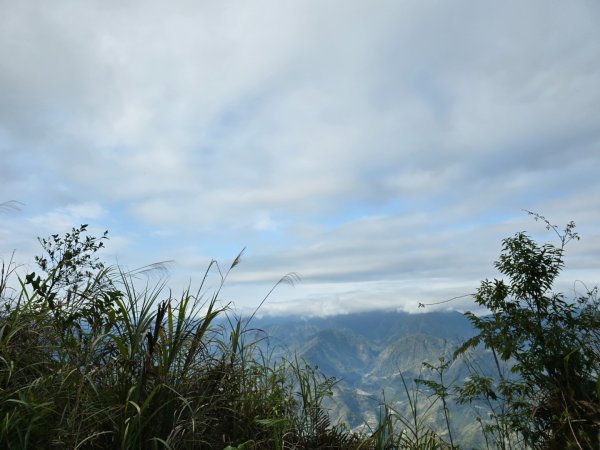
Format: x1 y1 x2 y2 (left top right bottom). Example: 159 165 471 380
246 308 494 447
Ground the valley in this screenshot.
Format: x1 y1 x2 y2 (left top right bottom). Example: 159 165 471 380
250 309 502 447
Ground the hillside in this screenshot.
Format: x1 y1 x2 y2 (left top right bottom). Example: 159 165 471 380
251 309 492 446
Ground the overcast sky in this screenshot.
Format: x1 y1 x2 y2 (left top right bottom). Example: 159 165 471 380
1 0 599 316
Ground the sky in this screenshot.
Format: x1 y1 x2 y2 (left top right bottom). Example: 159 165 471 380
1 0 599 316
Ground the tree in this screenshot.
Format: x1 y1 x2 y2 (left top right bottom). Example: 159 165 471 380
457 213 600 449
24 224 119 334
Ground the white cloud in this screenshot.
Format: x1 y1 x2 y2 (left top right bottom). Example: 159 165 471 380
1 0 599 314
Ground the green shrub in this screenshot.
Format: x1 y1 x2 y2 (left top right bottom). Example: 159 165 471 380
456 213 600 449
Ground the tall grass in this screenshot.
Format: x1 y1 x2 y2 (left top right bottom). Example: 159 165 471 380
6 219 591 449
0 239 365 449
368 373 451 450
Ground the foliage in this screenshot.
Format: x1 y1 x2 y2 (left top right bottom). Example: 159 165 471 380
2 212 599 449
368 372 453 450
34 224 109 290
417 358 456 449
456 213 600 449
0 225 365 449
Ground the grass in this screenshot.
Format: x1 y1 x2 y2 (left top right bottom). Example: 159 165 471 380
0 225 491 449
3 220 596 449
0 229 378 449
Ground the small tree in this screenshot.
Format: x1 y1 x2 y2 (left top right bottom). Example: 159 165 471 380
24 224 120 336
457 213 600 449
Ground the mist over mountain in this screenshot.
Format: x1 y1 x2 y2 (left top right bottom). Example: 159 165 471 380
251 309 475 351
246 308 493 446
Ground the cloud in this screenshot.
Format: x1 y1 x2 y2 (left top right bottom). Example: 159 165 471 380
1 0 599 314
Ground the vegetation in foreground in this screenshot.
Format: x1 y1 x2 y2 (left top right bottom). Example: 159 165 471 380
0 206 598 449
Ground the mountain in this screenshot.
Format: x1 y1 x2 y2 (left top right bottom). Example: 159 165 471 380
248 309 497 447
252 309 475 349
369 332 452 377
250 310 476 380
298 328 375 383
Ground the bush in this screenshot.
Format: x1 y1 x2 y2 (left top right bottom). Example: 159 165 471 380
456 213 600 449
